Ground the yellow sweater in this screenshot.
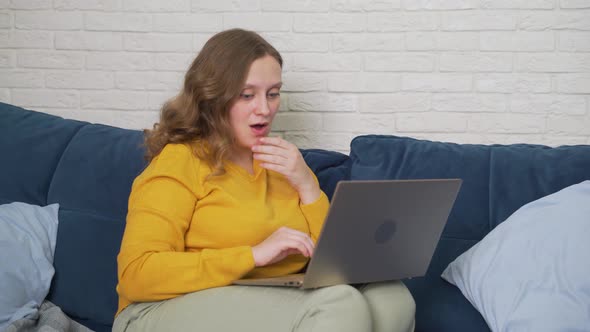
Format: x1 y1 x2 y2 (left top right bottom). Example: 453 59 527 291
116 143 329 315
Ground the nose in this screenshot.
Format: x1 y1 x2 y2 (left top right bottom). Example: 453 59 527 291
254 95 272 116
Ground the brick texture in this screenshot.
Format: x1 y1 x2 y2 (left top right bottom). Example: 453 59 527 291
1 4 589 150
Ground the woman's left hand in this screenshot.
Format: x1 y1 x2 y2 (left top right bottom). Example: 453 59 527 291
252 137 320 204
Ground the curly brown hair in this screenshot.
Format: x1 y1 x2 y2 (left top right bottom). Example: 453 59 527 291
144 29 283 175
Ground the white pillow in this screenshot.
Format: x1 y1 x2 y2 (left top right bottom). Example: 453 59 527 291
0 202 59 330
442 181 590 332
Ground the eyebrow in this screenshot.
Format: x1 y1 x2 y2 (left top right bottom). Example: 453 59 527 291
243 82 283 89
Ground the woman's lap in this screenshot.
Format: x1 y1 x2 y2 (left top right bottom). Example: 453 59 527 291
114 281 415 332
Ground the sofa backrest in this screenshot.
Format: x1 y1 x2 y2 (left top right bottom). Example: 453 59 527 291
348 134 590 330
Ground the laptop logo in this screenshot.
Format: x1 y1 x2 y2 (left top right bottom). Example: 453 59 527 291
374 220 397 244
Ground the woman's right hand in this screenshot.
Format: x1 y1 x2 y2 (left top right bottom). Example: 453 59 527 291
251 227 315 267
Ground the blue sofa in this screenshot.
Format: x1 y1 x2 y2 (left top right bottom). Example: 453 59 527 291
2 101 590 332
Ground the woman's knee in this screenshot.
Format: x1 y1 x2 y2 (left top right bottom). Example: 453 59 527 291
294 285 372 332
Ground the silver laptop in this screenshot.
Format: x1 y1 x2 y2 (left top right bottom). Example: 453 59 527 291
233 179 462 289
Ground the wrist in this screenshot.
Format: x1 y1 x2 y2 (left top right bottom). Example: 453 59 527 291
298 185 321 205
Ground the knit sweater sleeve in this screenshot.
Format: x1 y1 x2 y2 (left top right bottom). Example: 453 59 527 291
299 172 330 243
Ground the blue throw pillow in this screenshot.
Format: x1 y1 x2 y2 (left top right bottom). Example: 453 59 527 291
442 181 590 331
0 202 59 330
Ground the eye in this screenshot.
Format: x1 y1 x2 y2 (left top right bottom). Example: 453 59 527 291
267 90 281 99
240 93 254 100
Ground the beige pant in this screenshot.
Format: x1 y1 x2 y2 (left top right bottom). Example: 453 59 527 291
113 281 415 332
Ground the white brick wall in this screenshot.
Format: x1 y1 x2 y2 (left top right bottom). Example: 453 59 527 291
1 1 589 151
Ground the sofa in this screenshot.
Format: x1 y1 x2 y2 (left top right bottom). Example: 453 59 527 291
1 101 589 332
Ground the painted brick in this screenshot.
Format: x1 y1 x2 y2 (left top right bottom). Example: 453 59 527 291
361 93 430 112
16 11 83 30
288 93 357 112
18 51 85 69
402 73 472 92
332 0 401 11
86 52 154 70
292 54 361 72
262 0 329 12
0 88 9 103
123 0 190 12
263 33 331 52
322 113 396 133
547 114 590 135
516 53 590 72
402 0 477 10
480 0 554 9
85 13 152 32
556 11 590 30
511 94 586 115
328 73 401 92
468 113 546 133
332 33 404 52
440 11 516 31
440 52 513 72
0 12 10 28
559 32 590 51
153 14 221 32
481 31 555 51
193 33 213 51
12 89 79 107
437 32 479 50
8 0 51 9
293 14 365 32
406 32 436 50
1 30 53 48
46 71 114 89
148 91 175 111
432 93 507 112
475 74 551 93
54 0 121 10
396 112 469 132
365 53 434 72
55 31 123 51
0 51 14 68
154 53 194 71
81 90 150 110
0 70 44 88
272 112 323 131
224 13 292 32
124 33 193 52
519 12 556 31
561 0 590 8
284 133 353 151
282 73 326 92
367 12 438 31
116 71 183 90
194 0 259 12
557 74 590 93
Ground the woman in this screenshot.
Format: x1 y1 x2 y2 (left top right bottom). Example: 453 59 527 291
114 28 415 332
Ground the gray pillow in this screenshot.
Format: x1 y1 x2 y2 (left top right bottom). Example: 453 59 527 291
442 181 590 331
0 202 59 330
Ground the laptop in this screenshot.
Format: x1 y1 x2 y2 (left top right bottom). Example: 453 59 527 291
233 179 462 289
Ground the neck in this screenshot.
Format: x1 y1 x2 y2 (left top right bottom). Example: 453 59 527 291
229 148 255 174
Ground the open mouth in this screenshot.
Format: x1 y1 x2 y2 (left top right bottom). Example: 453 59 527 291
250 123 269 136
250 124 267 130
